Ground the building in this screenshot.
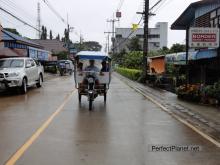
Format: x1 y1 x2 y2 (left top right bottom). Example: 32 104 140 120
115 22 168 53
0 25 52 61
171 0 220 85
32 39 68 55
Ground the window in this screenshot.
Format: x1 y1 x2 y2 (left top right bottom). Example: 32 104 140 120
210 20 214 27
148 34 160 39
218 8 220 16
136 34 144 38
25 60 31 68
210 10 216 19
30 59 35 67
214 18 218 27
116 34 122 38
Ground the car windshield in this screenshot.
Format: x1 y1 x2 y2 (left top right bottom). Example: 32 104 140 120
0 59 24 68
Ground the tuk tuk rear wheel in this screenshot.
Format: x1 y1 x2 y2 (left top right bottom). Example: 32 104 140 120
78 93 81 102
104 92 107 102
89 99 93 111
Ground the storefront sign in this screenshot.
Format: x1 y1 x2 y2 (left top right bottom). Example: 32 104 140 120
189 28 219 48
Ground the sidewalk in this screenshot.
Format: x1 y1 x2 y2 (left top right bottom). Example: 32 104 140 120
114 72 220 141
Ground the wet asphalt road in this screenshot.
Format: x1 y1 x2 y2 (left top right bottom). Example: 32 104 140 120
0 75 219 165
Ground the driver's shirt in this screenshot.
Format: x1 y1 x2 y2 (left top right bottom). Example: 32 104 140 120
84 65 100 72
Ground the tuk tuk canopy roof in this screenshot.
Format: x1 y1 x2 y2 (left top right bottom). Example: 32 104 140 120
76 51 111 60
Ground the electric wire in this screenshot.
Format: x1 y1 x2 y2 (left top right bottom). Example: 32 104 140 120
113 16 143 51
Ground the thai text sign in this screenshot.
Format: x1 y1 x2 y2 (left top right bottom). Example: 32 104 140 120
189 28 219 48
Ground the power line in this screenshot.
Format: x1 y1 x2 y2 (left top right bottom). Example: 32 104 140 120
149 0 163 11
152 0 169 13
113 16 143 51
41 0 66 24
0 0 37 24
0 6 40 32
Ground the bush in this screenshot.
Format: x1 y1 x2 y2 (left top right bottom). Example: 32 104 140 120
116 67 142 81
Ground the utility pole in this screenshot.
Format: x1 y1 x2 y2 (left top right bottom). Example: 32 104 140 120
37 2 41 39
143 0 149 81
66 14 74 59
107 18 119 55
104 32 111 54
137 0 150 82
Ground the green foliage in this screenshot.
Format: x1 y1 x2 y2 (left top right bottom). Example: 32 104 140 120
49 30 53 40
123 51 143 69
111 49 126 66
55 34 60 41
56 51 68 60
203 81 220 100
148 46 172 57
170 43 185 53
4 28 21 36
112 51 143 70
116 67 142 81
41 26 47 40
127 37 142 51
74 41 102 51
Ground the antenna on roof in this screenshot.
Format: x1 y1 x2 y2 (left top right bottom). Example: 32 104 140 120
37 2 41 39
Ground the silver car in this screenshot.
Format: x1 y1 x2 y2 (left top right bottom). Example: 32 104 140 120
0 57 44 94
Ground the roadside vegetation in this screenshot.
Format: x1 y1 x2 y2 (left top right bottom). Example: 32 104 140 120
112 36 185 81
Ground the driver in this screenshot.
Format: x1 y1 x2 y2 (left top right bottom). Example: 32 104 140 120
83 60 100 85
85 60 100 72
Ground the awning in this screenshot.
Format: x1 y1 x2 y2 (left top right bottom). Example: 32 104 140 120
76 51 111 61
189 49 217 60
165 50 217 65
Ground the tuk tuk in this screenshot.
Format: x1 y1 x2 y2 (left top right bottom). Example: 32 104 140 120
57 60 74 76
74 51 111 110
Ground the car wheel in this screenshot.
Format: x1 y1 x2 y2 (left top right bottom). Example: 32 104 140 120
20 78 27 94
36 74 43 88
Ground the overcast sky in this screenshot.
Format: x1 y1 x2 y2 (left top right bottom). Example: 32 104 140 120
0 0 199 48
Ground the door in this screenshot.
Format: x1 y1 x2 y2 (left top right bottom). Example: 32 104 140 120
25 59 33 85
30 59 38 82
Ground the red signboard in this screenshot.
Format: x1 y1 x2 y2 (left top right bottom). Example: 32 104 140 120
189 28 219 48
116 11 121 18
192 34 216 42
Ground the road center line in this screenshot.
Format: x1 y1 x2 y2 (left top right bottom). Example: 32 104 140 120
5 89 77 165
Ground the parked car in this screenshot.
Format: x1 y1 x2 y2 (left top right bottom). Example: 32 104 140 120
0 57 44 94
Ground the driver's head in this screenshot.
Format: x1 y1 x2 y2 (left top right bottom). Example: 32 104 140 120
89 60 95 66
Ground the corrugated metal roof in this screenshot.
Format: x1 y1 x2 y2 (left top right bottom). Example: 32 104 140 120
171 0 220 30
1 30 42 48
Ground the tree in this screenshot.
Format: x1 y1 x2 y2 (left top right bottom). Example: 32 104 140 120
127 37 142 51
170 43 185 53
49 30 53 40
4 28 21 36
56 51 68 60
74 41 102 51
40 26 47 40
55 34 60 41
44 27 47 39
112 49 126 66
123 51 143 69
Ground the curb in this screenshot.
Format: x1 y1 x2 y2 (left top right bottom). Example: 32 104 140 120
114 73 220 148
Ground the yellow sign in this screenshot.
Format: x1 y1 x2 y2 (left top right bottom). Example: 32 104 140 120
132 24 139 31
